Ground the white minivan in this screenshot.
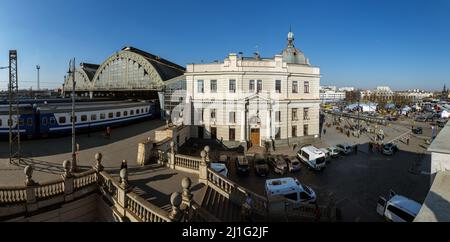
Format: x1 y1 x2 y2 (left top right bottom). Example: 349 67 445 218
297 146 327 170
265 177 317 208
377 190 421 222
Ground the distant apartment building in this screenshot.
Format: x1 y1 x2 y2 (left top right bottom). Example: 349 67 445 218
179 31 321 149
320 86 346 103
338 87 355 92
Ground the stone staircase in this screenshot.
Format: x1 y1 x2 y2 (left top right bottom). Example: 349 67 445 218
200 186 244 222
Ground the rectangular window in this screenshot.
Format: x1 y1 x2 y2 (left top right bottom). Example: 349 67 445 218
123 111 128 117
276 80 282 93
0 119 2 126
100 113 106 120
292 108 298 121
27 118 33 127
108 113 114 119
275 127 281 140
141 108 144 113
275 111 281 122
229 112 236 123
211 109 216 119
19 119 24 126
136 109 140 114
91 114 97 121
304 81 310 94
304 108 310 120
229 128 236 141
304 124 309 136
197 80 204 93
59 117 66 124
130 110 134 115
81 115 87 122
116 112 121 118
50 117 56 126
257 80 262 93
293 81 298 93
42 117 48 126
71 116 77 123
292 126 297 137
249 80 255 92
201 109 204 122
229 80 236 93
210 80 217 93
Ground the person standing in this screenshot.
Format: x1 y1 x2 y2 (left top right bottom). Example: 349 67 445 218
120 160 128 170
106 126 111 139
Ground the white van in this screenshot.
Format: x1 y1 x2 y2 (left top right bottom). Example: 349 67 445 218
297 146 327 170
377 190 421 222
265 177 317 208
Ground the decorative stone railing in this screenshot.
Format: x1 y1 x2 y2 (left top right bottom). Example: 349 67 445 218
34 180 65 200
174 154 201 171
74 170 97 191
207 168 234 194
0 187 27 204
126 192 171 222
97 171 119 203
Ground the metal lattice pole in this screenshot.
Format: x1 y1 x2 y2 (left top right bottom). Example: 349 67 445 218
9 50 20 165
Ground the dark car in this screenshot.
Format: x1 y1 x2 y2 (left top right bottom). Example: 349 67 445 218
412 127 423 134
235 156 250 176
382 143 399 156
254 155 269 177
268 156 288 175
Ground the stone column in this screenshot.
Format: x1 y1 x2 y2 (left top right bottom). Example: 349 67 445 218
93 153 104 172
116 168 129 218
198 150 208 184
62 160 74 202
169 141 176 169
169 192 183 221
24 166 38 212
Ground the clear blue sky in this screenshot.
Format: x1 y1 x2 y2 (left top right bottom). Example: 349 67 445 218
1 0 449 91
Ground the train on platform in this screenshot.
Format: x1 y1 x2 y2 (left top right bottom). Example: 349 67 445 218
0 99 159 139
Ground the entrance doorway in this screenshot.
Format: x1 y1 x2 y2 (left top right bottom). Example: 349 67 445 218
211 127 217 140
250 129 260 147
198 127 204 139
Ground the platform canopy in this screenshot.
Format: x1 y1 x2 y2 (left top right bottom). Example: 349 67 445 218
91 47 185 91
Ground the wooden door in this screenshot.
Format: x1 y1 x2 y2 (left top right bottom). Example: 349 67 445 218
251 129 260 147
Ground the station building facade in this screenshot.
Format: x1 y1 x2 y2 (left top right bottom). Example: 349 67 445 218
176 31 321 149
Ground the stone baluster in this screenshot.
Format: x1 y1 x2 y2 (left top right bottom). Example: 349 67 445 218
93 153 104 172
116 167 130 218
169 192 182 221
198 150 208 184
24 166 38 212
62 160 74 202
169 141 176 169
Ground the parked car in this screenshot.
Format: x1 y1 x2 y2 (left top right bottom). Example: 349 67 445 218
210 163 229 177
382 143 399 156
327 146 340 158
268 156 288 175
377 190 421 222
414 116 427 122
235 156 250 176
285 157 301 172
412 127 423 134
265 177 317 208
319 148 332 162
254 155 269 177
336 143 353 155
219 155 228 164
297 146 327 171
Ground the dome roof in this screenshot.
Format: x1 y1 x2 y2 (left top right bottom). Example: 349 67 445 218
281 31 310 65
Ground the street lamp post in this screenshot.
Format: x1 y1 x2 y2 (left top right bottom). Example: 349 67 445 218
68 59 77 172
36 65 40 91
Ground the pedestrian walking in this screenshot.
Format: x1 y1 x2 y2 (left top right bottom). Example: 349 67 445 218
120 160 128 170
354 144 358 154
323 129 327 135
106 126 111 139
406 137 410 145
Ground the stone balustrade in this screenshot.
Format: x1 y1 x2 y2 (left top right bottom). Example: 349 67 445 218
207 168 234 194
73 170 97 191
126 192 171 222
34 180 65 200
0 187 27 204
174 154 201 171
